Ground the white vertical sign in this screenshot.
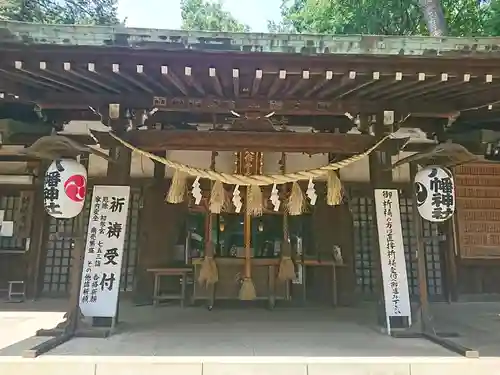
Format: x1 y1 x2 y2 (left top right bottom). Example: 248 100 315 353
79 185 130 318
374 189 412 334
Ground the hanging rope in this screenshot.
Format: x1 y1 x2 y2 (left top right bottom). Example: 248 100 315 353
109 132 392 186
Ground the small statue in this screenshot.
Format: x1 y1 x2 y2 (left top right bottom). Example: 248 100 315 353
332 245 344 265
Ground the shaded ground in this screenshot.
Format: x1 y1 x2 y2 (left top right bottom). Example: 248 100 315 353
0 298 498 357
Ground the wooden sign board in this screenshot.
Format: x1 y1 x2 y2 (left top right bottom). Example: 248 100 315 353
455 163 500 259
13 190 34 238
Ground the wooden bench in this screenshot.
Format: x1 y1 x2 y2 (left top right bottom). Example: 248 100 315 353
147 268 193 308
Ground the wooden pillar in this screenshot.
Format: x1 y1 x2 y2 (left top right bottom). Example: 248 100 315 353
312 183 356 305
409 162 430 329
26 161 50 299
134 152 165 305
442 213 459 302
368 113 394 326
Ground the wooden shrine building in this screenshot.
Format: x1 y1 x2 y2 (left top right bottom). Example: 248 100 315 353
1 20 500 317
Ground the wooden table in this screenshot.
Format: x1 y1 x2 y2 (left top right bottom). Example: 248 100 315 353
191 258 344 309
191 257 284 309
147 267 193 308
299 260 345 307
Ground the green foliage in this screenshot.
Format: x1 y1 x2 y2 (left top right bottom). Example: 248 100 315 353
0 0 120 25
180 0 250 32
273 0 500 36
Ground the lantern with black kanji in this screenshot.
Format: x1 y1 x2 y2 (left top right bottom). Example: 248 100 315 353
414 165 455 222
43 159 87 219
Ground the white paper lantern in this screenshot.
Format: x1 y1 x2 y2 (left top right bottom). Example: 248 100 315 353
44 159 88 219
414 165 455 222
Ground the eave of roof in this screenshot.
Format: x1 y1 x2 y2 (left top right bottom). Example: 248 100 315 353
2 20 500 58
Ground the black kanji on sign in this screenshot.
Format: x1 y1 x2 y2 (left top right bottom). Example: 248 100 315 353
107 222 122 238
104 248 119 265
427 168 454 220
431 206 454 221
110 197 125 213
100 272 116 291
382 190 393 199
45 202 62 215
45 171 61 188
429 175 453 195
44 187 59 201
55 160 65 172
431 192 454 207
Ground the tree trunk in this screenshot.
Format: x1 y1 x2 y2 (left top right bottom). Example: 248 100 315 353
419 0 447 36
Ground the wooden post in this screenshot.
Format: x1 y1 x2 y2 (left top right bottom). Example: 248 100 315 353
134 152 165 305
26 161 50 299
443 213 459 302
409 162 433 333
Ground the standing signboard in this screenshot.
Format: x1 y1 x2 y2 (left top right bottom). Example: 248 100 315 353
374 189 412 335
79 185 130 318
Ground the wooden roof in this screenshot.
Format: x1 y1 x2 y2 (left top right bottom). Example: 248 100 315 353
1 21 500 125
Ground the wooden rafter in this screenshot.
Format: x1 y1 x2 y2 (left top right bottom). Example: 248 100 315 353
89 129 409 153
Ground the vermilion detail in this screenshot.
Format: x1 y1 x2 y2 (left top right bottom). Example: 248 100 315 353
64 174 87 202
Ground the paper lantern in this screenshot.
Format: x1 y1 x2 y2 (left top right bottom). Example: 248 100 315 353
414 165 455 222
44 159 87 219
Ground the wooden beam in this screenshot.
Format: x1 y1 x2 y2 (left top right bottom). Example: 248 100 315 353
14 61 85 92
161 65 188 96
375 72 426 100
32 94 456 117
135 65 171 95
304 70 333 98
383 74 445 101
335 72 380 99
268 69 287 97
209 67 224 96
67 63 121 94
184 66 205 96
233 69 240 97
318 70 357 99
114 64 154 94
251 69 262 96
91 129 408 154
285 70 310 98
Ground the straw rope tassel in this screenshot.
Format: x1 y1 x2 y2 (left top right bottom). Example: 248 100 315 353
199 152 219 286
209 181 226 214
166 170 187 203
110 132 391 186
326 170 343 206
239 207 256 300
246 185 263 216
278 152 296 281
287 181 305 216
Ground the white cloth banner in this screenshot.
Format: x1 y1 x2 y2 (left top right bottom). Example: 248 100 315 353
374 189 412 330
79 185 131 318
